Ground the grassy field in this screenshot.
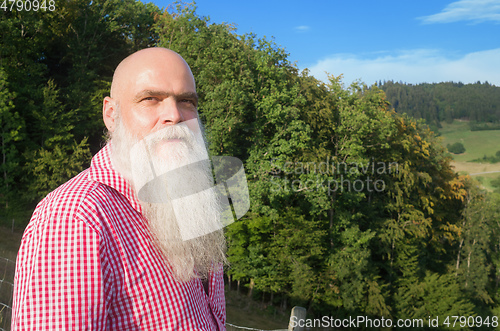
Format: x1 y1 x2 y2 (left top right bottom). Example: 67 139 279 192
438 121 500 192
439 121 500 162
226 290 290 330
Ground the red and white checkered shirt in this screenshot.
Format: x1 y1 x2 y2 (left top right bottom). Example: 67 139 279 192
12 144 226 330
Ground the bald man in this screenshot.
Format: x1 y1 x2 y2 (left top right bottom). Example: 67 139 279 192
12 48 227 330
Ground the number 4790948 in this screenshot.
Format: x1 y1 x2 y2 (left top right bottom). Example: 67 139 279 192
1 0 56 12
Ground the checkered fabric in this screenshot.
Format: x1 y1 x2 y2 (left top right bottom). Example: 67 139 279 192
12 144 226 330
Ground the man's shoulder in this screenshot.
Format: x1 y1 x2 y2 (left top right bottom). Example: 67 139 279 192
31 168 127 228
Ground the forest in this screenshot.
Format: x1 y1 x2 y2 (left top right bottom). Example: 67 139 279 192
2 1 500 328
379 80 500 132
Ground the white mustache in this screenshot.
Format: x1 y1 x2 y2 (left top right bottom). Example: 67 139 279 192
147 124 194 146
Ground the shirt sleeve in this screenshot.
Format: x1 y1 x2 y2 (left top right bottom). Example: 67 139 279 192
208 263 226 329
11 211 107 330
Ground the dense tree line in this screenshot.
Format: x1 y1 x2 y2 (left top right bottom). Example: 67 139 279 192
1 0 159 210
379 81 500 131
2 1 500 327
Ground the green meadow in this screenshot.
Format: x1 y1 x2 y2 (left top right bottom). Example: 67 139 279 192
438 121 500 191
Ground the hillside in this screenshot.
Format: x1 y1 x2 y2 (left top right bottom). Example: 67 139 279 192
378 81 500 129
438 121 500 191
378 81 500 192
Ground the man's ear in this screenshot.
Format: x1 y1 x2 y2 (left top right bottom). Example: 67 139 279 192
103 96 117 132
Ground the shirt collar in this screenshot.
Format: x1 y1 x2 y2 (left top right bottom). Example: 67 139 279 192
88 144 143 214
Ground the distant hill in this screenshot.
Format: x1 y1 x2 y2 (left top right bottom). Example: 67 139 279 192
377 81 500 131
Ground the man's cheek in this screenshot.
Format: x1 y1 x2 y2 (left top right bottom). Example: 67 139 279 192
185 118 201 134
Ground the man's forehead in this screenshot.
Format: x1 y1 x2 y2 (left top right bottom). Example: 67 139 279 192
111 48 195 99
128 74 197 101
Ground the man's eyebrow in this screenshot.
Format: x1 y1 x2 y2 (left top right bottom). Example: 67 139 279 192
176 92 199 104
133 90 170 102
133 90 198 104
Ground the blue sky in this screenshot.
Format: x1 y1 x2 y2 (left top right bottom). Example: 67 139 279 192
153 0 500 86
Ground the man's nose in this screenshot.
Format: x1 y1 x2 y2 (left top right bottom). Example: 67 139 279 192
159 99 183 125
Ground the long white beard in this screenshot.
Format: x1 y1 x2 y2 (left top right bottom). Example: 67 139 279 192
109 114 227 282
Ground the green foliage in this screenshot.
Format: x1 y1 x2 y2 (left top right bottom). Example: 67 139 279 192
0 67 23 209
470 122 500 131
454 184 500 312
23 138 91 202
380 81 500 128
491 176 500 194
409 272 475 328
152 6 495 317
0 0 161 209
447 142 466 154
34 80 75 149
470 148 500 164
471 154 500 164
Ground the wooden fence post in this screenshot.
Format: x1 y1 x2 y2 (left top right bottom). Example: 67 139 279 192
288 306 307 331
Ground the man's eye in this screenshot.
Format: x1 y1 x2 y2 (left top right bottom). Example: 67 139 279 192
181 99 196 106
142 97 157 102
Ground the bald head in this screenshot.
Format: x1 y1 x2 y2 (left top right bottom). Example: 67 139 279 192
103 47 199 138
110 48 195 101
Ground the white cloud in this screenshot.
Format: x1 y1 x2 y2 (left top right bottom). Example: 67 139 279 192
307 48 500 86
418 0 500 24
294 25 311 32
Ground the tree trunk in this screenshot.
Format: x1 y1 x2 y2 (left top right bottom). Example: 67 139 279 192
1 132 8 209
329 206 334 250
465 239 477 288
282 296 287 311
456 218 467 275
248 278 255 298
455 237 464 276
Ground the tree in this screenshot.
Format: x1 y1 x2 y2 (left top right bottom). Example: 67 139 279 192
447 142 466 154
0 67 23 209
491 176 500 194
22 80 91 202
24 139 91 202
455 184 500 305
